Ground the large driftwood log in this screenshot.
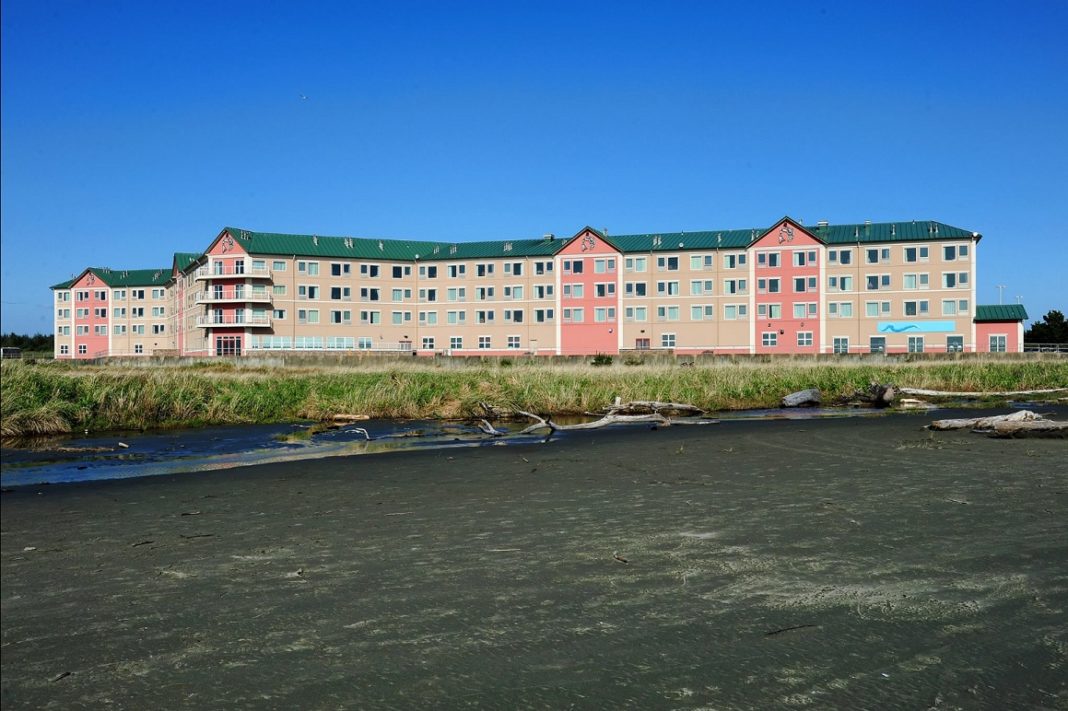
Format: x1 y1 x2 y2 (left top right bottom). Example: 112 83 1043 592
928 410 1042 431
604 400 704 416
987 419 1068 438
901 387 1068 398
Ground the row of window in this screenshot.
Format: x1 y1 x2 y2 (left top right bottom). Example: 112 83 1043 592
66 289 165 302
757 333 1002 353
288 308 558 326
295 260 552 279
247 335 526 351
58 324 165 336
60 307 166 319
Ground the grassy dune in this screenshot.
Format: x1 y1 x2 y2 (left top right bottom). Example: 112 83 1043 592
2 359 1066 437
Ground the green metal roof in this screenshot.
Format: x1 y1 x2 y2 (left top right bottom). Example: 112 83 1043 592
605 229 758 253
173 252 202 272
50 278 76 290
223 227 564 262
52 267 173 289
974 304 1028 322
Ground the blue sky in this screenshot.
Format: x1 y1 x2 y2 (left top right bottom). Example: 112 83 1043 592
2 0 1066 334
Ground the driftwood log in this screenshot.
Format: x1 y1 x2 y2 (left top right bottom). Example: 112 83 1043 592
480 401 718 436
987 420 1068 438
901 387 1068 398
834 382 896 408
928 410 1042 431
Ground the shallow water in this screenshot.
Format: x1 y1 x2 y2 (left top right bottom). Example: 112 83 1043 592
0 405 973 487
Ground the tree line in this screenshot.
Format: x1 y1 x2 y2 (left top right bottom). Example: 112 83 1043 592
1 333 54 351
1024 310 1067 344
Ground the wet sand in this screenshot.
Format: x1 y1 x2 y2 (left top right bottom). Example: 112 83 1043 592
2 410 1067 709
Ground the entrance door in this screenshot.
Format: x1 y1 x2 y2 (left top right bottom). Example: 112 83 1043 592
216 336 242 356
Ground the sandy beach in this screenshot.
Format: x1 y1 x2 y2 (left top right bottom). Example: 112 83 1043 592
2 410 1066 709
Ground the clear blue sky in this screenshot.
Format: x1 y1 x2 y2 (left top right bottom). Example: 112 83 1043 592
2 0 1066 334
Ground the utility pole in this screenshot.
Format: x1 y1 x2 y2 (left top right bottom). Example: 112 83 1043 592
996 284 1006 304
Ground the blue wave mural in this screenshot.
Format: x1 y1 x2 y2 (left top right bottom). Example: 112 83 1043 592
877 321 956 334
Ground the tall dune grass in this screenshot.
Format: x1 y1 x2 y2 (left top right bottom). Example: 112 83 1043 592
2 359 1065 437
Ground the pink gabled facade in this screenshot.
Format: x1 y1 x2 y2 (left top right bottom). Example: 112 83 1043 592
751 219 823 354
558 229 621 356
51 217 1030 359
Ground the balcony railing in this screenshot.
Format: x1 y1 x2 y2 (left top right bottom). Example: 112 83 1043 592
194 291 273 304
194 265 272 280
195 315 273 328
1024 343 1068 353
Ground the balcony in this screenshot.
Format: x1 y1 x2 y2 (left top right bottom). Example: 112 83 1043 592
194 290 273 305
194 265 272 280
195 315 273 328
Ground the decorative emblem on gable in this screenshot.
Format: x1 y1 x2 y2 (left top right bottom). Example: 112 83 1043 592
580 234 596 252
221 234 235 253
778 225 794 244
87 273 96 285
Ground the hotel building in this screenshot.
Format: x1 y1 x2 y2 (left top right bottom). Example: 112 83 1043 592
50 217 1027 359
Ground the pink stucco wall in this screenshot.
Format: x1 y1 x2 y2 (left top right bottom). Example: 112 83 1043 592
976 321 1022 353
557 230 621 355
71 271 109 359
751 220 822 354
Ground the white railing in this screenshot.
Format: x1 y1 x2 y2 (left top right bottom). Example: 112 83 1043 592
195 315 273 327
194 265 272 279
194 291 273 304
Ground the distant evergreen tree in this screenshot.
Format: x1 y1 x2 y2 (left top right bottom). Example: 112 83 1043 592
1024 310 1068 344
1 332 54 351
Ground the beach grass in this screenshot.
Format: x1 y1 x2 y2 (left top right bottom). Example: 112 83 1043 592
2 358 1065 437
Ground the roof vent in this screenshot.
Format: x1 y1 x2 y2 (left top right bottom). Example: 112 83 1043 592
817 220 829 227
652 235 662 247
378 240 384 251
312 236 319 246
503 242 512 252
891 224 896 237
854 227 859 238
544 233 554 241
450 244 458 254
864 220 872 225
602 228 608 237
433 245 440 254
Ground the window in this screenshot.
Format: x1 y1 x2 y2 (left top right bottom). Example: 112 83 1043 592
827 275 853 292
476 263 495 277
392 288 411 302
866 275 891 291
447 287 467 302
828 302 854 317
391 311 410 325
421 337 435 350
903 273 929 290
942 300 958 316
761 332 777 347
272 284 287 296
625 282 647 297
360 310 381 324
690 254 714 270
723 304 748 320
297 261 319 276
356 337 372 350
657 305 680 321
57 291 71 302
595 282 615 297
76 290 89 301
904 246 929 262
504 309 523 323
78 344 87 355
942 272 969 288
594 307 615 322
94 308 108 318
989 335 1006 352
151 307 165 317
624 306 647 322
723 253 746 269
448 264 466 278
446 310 466 324
152 324 166 335
273 260 286 272
131 289 145 300
331 286 352 300
112 290 125 300
419 288 437 302
870 336 886 353
131 307 145 318
330 310 352 325
903 300 929 317
793 277 817 293
476 286 495 301
908 336 925 353
832 337 849 354
419 311 438 325
534 285 553 299
866 248 890 264
656 256 679 271
450 337 463 350
298 309 320 324
562 308 584 323
94 325 107 336
298 285 320 300
723 279 747 295
947 336 964 353
661 333 676 348
392 265 410 279
793 303 817 319
60 345 70 355
691 305 715 321
132 324 145 334
625 257 647 272
757 252 781 268
476 310 494 324
417 265 436 279
792 250 818 267
757 304 782 319
504 285 524 300
944 245 968 261
507 336 521 349
534 260 554 275
534 309 554 322
865 301 891 318
757 278 781 294
273 309 286 320
797 331 813 347
331 263 352 277
360 287 380 301
689 280 714 296
656 281 679 296
478 336 492 350
563 284 584 299
133 344 144 354
562 259 584 274
957 299 970 315
503 262 522 276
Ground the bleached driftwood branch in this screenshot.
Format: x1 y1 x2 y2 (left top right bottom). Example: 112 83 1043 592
902 387 1067 398
987 419 1068 438
928 410 1042 431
